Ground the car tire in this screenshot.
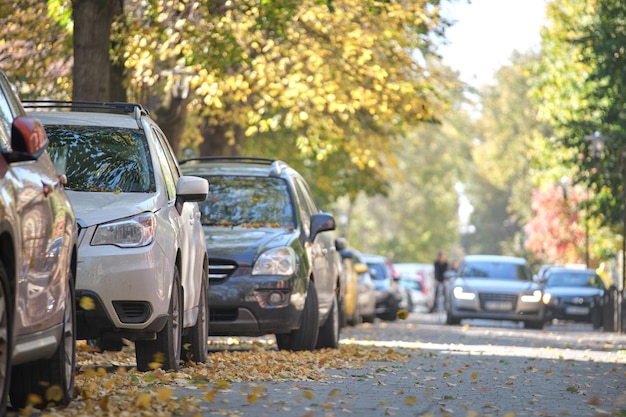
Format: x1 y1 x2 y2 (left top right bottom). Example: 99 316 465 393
591 304 603 330
0 261 12 415
316 296 340 349
136 266 182 371
347 300 361 327
10 272 75 410
378 294 399 321
181 271 208 364
275 280 319 351
445 304 461 325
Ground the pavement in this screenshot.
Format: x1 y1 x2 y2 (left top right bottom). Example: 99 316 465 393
184 313 626 417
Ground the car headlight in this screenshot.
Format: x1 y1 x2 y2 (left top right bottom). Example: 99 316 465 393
453 286 476 301
91 212 156 248
252 247 296 276
521 290 542 303
542 293 552 304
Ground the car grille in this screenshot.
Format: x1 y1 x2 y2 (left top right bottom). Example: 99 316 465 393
209 259 237 282
478 293 518 309
112 301 151 324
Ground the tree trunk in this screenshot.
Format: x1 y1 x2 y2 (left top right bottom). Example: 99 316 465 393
71 0 115 101
198 121 246 156
155 93 190 157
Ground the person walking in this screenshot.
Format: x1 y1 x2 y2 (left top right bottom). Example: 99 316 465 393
430 251 448 313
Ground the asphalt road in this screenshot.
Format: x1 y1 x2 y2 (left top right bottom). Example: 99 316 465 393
184 313 626 417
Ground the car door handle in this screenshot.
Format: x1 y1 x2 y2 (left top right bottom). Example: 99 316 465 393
42 181 54 197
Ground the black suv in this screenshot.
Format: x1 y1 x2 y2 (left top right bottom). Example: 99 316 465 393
180 157 341 350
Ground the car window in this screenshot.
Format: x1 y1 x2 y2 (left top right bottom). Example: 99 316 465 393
367 262 389 281
199 175 295 227
460 261 531 280
0 80 14 148
45 125 155 192
546 272 605 289
150 127 177 200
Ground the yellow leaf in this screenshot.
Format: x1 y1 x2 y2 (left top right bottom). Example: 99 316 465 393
45 385 63 402
247 393 258 403
471 371 478 379
214 380 231 390
79 296 96 310
135 392 151 408
156 387 173 402
303 390 314 400
405 396 417 405
328 388 340 399
27 393 42 407
203 390 216 402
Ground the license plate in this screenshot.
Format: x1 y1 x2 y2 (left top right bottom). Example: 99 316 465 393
565 306 589 315
485 301 513 311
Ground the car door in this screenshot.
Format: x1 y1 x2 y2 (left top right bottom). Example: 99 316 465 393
151 126 205 323
292 176 335 310
0 76 69 333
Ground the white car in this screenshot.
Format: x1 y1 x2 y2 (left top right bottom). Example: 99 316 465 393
26 101 209 371
0 71 78 412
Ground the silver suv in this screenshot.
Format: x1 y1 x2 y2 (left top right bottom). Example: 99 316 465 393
0 72 78 412
25 101 209 371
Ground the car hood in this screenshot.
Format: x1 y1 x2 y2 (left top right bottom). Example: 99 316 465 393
67 191 159 227
453 277 539 293
204 226 298 264
543 286 604 297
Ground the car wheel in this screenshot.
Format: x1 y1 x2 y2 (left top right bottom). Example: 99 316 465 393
181 271 208 364
275 280 319 351
10 272 76 410
0 261 12 415
316 295 340 349
591 304 603 330
347 300 361 327
136 266 182 371
378 294 399 321
445 303 461 325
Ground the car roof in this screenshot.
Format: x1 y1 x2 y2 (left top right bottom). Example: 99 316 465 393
180 157 294 179
23 101 148 129
361 253 387 263
546 267 597 275
462 254 528 265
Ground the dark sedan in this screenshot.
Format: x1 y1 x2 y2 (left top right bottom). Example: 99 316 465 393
540 267 605 329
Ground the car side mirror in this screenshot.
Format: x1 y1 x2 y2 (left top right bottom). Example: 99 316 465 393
4 116 49 162
353 263 368 274
310 212 335 239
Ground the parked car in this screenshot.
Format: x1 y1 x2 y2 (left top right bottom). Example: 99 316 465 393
25 101 209 371
0 71 78 412
540 267 605 329
361 253 405 321
179 156 341 350
445 254 545 329
338 248 377 325
393 262 435 312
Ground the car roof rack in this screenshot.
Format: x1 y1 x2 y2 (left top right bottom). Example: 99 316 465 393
22 100 149 126
179 156 289 177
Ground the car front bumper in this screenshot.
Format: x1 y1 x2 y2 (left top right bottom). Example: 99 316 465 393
207 267 308 337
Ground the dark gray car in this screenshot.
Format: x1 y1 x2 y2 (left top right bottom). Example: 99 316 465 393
180 157 341 351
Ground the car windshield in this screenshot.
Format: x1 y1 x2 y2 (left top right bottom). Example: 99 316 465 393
199 175 296 228
546 272 605 289
461 261 531 280
45 125 154 192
